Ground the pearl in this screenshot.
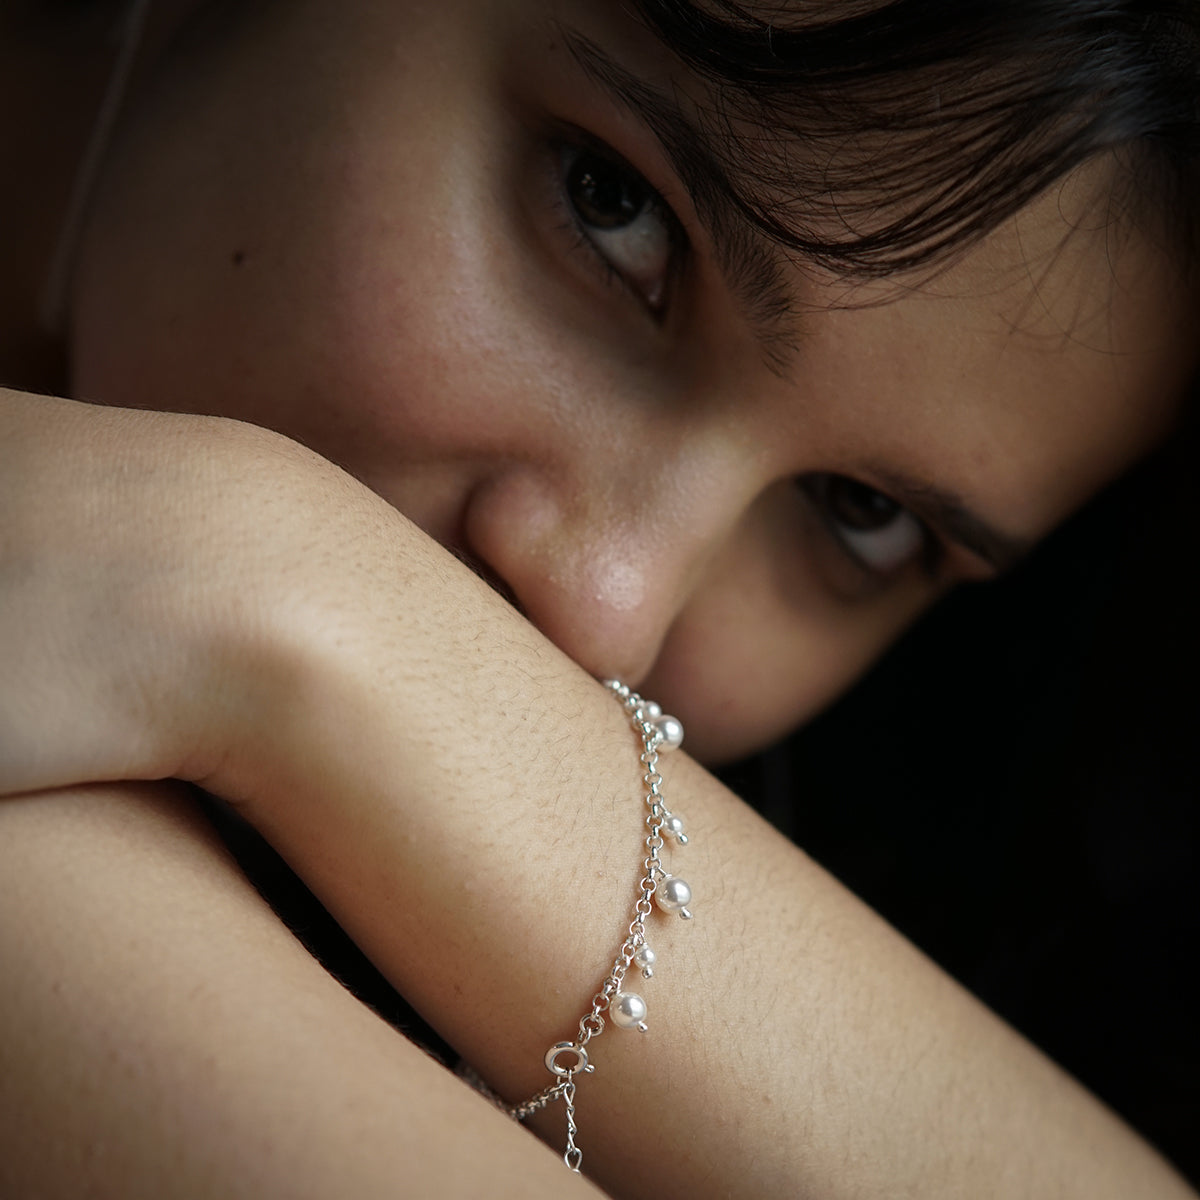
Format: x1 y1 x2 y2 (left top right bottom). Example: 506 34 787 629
640 700 663 719
655 875 693 919
652 714 685 751
633 945 657 978
610 991 648 1032
663 813 688 844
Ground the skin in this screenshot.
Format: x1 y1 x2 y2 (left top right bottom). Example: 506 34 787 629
0 412 1194 1196
0 0 1198 1195
66 0 1195 761
0 783 611 1199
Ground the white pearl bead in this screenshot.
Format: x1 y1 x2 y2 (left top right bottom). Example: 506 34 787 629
663 813 688 844
640 700 663 719
652 714 684 751
610 991 648 1032
633 945 657 978
655 875 693 919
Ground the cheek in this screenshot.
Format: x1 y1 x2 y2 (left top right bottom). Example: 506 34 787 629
71 131 511 477
69 48 628 502
641 521 934 764
645 621 852 764
69 0 537 457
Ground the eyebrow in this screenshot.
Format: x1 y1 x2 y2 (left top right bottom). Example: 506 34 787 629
869 468 1034 574
563 30 802 368
562 30 1033 576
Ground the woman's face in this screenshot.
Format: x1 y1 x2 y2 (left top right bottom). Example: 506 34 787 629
71 0 1196 760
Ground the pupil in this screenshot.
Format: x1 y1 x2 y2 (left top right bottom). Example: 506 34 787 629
828 477 900 530
567 152 647 229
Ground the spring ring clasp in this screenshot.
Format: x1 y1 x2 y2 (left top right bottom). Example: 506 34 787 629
544 1042 593 1078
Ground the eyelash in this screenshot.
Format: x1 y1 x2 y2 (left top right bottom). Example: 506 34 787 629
542 136 945 590
550 136 687 314
799 473 945 582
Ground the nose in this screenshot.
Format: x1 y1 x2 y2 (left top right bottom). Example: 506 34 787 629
460 428 757 688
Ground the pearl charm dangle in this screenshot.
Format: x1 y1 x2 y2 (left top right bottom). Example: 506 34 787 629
655 874 693 919
662 813 688 845
651 713 685 751
519 683 695 1174
610 991 649 1032
633 944 657 979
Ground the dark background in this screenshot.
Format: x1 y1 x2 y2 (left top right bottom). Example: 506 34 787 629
215 414 1199 1184
725 421 1200 1182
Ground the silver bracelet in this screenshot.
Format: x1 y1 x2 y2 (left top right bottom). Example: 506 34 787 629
506 679 693 1173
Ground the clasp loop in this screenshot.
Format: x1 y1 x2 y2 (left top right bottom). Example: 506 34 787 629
544 1042 593 1078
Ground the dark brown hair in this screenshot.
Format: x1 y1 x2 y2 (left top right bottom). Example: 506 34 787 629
634 0 1200 275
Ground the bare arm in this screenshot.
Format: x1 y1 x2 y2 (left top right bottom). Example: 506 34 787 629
223 563 1194 1200
0 389 1193 1198
0 782 608 1199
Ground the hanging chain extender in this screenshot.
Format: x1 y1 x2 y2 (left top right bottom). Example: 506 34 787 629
505 679 693 1173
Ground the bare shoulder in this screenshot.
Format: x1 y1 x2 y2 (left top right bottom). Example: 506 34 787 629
0 782 606 1198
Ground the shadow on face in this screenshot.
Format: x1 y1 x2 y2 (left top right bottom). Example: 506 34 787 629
69 0 1199 761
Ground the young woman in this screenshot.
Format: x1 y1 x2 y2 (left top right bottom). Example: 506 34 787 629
1 0 1197 1195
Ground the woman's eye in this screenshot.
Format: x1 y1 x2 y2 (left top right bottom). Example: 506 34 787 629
801 474 933 576
559 144 680 311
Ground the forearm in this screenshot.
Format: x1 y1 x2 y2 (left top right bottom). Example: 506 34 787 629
2 391 1190 1196
0 782 606 1199
210 509 1195 1200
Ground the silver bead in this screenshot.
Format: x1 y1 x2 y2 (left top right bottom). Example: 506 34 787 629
655 875 693 919
652 714 684 751
610 991 648 1032
663 813 689 845
633 945 657 978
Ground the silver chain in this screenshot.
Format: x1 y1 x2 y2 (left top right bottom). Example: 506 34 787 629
504 679 693 1173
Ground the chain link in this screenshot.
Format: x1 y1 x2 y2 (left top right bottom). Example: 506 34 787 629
496 679 692 1176
562 1080 582 1171
507 1080 568 1121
